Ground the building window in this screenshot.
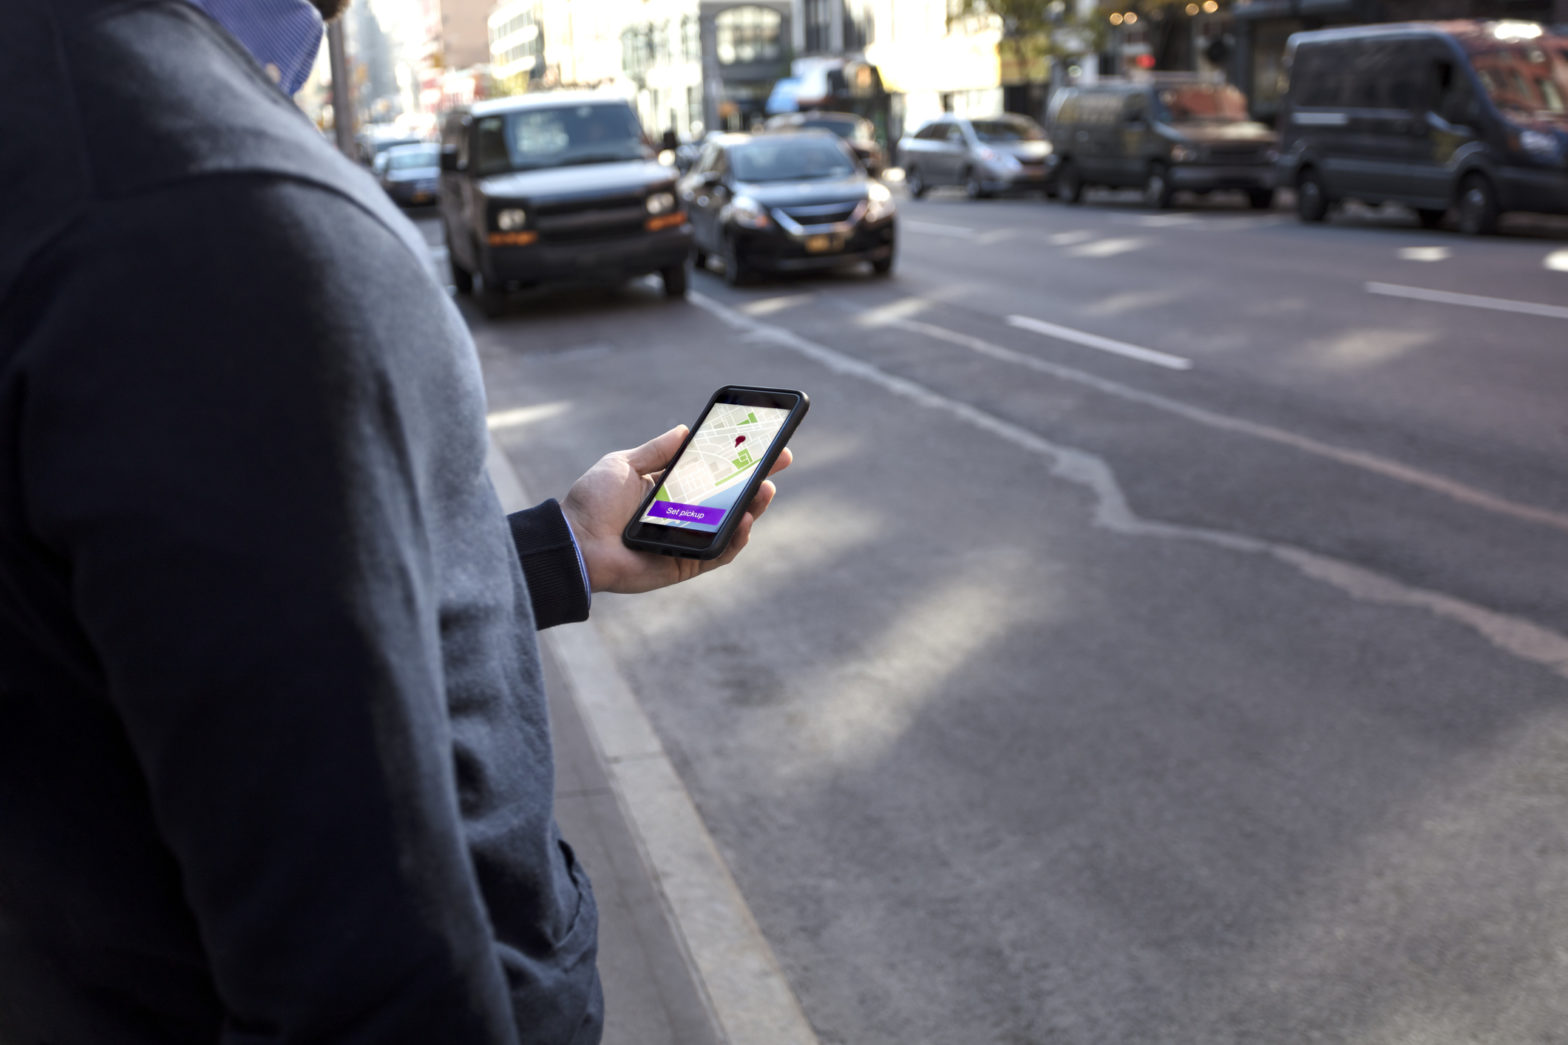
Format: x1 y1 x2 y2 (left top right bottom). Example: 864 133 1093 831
683 15 701 63
715 6 784 66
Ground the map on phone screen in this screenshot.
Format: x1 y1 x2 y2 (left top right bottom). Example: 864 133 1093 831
640 403 790 533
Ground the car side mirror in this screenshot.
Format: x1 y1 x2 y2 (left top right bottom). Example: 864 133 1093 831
440 146 462 173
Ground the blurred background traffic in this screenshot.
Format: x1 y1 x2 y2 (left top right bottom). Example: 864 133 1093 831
306 2 1568 1042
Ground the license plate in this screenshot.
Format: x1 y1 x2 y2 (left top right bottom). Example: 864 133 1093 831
805 234 836 253
411 192 432 202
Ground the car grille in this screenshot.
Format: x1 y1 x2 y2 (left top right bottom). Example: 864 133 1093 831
1205 144 1271 163
773 200 863 228
532 196 648 245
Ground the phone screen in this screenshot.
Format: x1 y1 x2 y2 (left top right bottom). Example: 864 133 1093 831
639 402 793 533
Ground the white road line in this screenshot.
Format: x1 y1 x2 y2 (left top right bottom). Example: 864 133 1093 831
1367 281 1568 321
485 402 569 430
1397 246 1451 263
1049 230 1097 246
485 438 820 1045
900 219 981 239
1006 314 1193 371
898 316 1568 539
1546 249 1568 273
687 291 1568 678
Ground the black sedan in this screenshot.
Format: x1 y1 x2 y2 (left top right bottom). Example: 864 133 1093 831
679 131 896 285
376 142 441 206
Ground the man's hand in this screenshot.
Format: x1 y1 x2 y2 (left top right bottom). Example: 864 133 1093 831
561 425 793 595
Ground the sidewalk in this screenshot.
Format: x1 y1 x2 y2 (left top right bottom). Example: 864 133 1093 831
541 639 723 1045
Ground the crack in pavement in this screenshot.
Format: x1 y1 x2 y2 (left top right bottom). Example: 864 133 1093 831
690 290 1568 681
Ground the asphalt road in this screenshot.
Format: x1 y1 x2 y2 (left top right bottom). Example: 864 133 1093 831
416 191 1568 1044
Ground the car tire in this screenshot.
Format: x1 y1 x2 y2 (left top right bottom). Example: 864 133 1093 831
722 235 750 287
1057 161 1083 204
478 274 507 319
964 168 988 200
1296 167 1329 223
1144 162 1173 210
1415 207 1447 230
661 262 689 298
1247 189 1275 211
871 256 895 277
447 229 474 294
693 247 708 270
1456 173 1499 236
906 166 927 199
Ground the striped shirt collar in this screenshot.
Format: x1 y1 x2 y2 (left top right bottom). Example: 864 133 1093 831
188 0 324 96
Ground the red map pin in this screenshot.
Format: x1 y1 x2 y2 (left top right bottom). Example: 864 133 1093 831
734 435 746 447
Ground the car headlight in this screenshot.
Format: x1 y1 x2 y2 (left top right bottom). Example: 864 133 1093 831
1518 129 1564 163
864 181 896 223
646 190 678 215
728 195 771 229
978 147 1021 171
1170 145 1202 163
495 207 528 231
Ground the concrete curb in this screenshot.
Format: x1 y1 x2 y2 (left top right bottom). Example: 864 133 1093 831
485 438 820 1045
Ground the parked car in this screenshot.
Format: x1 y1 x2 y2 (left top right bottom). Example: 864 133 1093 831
1047 79 1277 209
678 131 897 284
1277 19 1568 234
437 92 692 315
762 110 886 175
357 128 424 167
376 142 441 206
898 114 1056 198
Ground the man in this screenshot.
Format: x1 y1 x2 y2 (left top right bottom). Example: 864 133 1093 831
0 0 788 1041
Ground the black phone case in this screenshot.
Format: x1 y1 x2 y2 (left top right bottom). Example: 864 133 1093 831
621 386 809 560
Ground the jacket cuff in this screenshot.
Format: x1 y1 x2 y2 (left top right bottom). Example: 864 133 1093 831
507 499 592 629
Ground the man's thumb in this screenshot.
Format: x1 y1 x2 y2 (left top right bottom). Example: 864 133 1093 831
625 425 688 473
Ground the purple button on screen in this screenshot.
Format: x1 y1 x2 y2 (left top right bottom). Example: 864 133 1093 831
648 500 728 525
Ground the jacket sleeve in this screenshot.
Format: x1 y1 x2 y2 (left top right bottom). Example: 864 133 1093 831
15 181 523 1044
507 500 591 630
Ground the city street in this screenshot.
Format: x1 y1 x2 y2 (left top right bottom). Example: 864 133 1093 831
417 194 1568 1044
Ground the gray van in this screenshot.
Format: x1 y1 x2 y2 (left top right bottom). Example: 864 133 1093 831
438 92 692 315
1277 20 1568 234
1047 79 1277 209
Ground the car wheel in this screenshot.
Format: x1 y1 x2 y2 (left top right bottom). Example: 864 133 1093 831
871 256 895 277
661 262 689 298
1144 162 1173 210
1057 161 1083 204
692 246 708 270
1415 207 1447 230
1296 167 1329 223
722 234 750 287
1247 189 1275 211
446 228 474 294
964 168 988 200
905 166 927 199
1456 173 1499 236
478 274 507 319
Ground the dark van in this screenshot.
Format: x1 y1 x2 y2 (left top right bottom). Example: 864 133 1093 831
1047 78 1277 210
1277 20 1568 234
438 92 692 315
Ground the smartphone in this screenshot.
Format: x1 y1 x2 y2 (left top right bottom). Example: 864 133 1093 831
622 386 809 560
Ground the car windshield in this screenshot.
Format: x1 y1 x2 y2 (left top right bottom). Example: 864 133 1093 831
731 137 857 182
797 116 870 141
1466 39 1568 117
387 145 439 170
474 103 647 174
1158 84 1251 122
970 117 1044 142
